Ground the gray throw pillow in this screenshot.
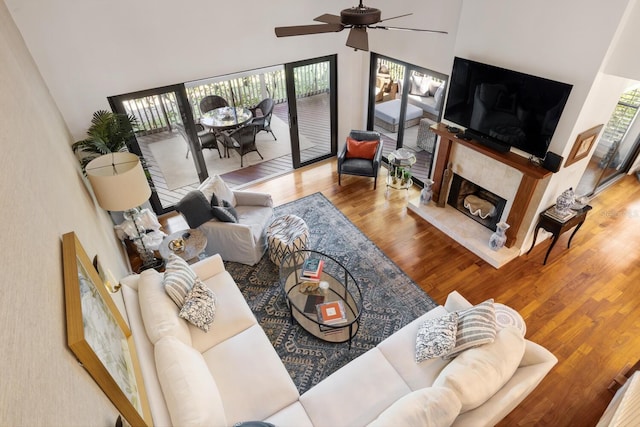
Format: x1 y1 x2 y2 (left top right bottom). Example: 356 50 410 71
176 190 214 228
211 200 238 223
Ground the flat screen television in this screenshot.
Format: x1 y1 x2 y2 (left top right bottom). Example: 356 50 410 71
443 57 572 158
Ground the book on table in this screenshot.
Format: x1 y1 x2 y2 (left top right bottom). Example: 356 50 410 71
316 300 347 325
544 207 576 222
303 294 325 314
301 258 324 281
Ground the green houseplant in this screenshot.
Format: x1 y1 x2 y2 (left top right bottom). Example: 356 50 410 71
72 110 139 171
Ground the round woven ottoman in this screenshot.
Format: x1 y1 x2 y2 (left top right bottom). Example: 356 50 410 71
267 214 309 266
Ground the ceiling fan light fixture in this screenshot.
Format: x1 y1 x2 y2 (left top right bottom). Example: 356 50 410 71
340 6 381 26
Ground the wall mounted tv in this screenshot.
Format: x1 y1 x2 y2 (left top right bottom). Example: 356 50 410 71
443 57 573 158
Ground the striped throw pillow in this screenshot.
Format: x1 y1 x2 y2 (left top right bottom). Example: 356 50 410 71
163 253 198 307
444 299 497 359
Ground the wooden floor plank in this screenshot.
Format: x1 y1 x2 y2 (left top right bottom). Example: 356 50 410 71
159 148 640 427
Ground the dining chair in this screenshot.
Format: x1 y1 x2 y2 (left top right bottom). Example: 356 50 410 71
199 95 229 115
249 98 277 140
174 122 222 159
221 124 263 167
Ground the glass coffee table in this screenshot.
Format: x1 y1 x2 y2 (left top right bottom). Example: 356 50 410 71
279 250 363 348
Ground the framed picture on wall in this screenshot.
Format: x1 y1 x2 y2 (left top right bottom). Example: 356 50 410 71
565 124 604 167
62 232 151 426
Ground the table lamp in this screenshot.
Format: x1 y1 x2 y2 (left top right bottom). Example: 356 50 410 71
86 152 163 272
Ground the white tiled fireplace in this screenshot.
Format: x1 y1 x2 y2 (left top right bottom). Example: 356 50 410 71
408 123 552 268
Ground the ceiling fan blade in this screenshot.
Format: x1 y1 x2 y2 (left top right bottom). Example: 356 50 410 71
275 23 343 37
378 13 412 23
371 25 448 34
346 27 368 51
314 13 342 25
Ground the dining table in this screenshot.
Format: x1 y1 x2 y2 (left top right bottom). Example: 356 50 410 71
200 106 253 131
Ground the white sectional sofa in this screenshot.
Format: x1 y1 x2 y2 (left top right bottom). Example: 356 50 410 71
121 254 557 427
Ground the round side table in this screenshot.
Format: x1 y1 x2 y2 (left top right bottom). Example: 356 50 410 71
159 229 207 263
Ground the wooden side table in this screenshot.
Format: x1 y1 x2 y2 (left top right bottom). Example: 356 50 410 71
527 205 592 265
158 229 207 263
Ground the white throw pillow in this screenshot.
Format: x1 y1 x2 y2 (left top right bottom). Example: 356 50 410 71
444 299 497 359
155 336 227 427
163 253 198 307
433 327 526 412
198 174 237 207
494 303 527 337
367 387 461 427
415 312 459 362
138 268 192 345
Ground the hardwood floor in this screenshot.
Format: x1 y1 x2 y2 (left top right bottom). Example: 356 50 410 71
161 160 640 426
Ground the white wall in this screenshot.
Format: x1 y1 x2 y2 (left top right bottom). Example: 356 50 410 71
4 0 461 142
0 1 134 425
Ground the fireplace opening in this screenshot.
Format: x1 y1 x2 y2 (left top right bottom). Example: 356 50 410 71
447 174 507 231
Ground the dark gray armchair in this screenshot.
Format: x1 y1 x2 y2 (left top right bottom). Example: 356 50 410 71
337 130 383 189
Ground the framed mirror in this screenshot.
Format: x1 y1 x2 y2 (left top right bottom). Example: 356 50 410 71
62 232 151 426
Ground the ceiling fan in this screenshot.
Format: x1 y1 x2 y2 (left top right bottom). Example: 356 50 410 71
274 1 448 51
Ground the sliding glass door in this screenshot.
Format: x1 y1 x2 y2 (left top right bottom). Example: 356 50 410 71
109 85 204 214
367 54 448 186
284 55 338 167
576 87 640 196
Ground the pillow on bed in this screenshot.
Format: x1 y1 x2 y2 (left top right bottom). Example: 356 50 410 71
346 137 378 159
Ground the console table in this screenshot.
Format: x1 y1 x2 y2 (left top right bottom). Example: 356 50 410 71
527 205 592 265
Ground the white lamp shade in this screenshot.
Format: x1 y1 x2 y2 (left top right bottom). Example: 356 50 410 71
86 152 152 212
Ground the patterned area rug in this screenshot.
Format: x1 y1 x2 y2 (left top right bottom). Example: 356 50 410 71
224 192 437 394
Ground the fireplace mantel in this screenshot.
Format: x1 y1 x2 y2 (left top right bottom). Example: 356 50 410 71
430 123 552 247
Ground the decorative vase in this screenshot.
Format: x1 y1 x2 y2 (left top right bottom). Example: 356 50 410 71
489 222 510 251
420 179 434 205
555 187 575 215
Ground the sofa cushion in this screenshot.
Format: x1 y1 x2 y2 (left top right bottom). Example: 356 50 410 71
367 387 461 427
176 268 257 354
138 269 192 346
154 336 227 427
202 324 300 425
199 174 237 207
415 312 459 362
444 299 497 359
433 327 526 412
263 402 314 427
163 253 198 307
346 137 378 159
175 190 215 228
377 306 451 391
300 348 411 427
178 280 217 332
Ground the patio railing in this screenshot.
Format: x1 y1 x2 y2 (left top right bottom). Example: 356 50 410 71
123 63 330 135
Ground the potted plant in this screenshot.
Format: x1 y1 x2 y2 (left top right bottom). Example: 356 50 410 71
72 110 139 172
